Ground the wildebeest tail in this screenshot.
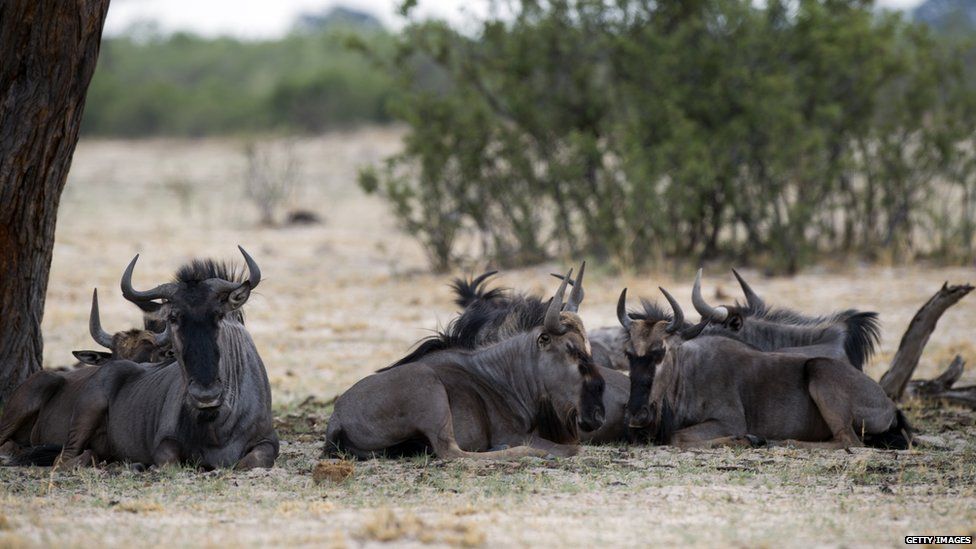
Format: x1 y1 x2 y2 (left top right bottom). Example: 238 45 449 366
8 444 63 466
863 409 913 450
844 311 881 371
450 271 504 309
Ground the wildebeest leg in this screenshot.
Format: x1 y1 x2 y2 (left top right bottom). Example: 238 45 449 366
421 393 549 460
58 392 109 463
55 449 97 470
668 420 756 449
234 440 277 470
519 435 580 457
0 371 65 446
791 358 871 450
152 438 182 467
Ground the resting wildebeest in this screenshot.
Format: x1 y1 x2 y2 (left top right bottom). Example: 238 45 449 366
2 247 278 469
691 269 880 370
70 289 174 366
324 273 606 459
384 264 634 444
620 287 912 449
0 291 173 464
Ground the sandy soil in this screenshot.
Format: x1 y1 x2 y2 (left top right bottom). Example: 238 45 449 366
1 127 975 547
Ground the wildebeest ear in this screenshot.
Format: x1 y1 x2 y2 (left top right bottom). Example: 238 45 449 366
679 319 710 341
73 350 112 365
224 283 252 311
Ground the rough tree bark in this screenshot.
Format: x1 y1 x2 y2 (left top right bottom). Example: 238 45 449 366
879 282 974 400
0 0 111 405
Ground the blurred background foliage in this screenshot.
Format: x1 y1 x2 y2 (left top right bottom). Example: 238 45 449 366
81 0 976 273
82 8 394 136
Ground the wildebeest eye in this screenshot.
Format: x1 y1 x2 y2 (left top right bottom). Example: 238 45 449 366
168 312 181 324
537 333 551 346
728 315 743 332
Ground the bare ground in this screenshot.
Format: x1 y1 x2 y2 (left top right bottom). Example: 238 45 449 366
2 128 975 547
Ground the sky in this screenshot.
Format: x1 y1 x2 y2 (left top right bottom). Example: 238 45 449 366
105 0 927 39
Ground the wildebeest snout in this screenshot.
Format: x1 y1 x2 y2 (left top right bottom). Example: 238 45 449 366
187 381 223 409
628 405 652 429
579 404 605 432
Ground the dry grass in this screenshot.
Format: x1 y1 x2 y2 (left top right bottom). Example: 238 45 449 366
1 128 974 547
312 460 355 484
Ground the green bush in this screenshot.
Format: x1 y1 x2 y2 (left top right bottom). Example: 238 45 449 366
360 0 976 272
82 26 393 136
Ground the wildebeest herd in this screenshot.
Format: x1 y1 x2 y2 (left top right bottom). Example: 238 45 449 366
0 248 912 471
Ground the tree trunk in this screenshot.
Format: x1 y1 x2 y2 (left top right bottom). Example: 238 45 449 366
879 283 974 400
0 0 111 405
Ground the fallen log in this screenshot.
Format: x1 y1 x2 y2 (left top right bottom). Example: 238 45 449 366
879 282 973 401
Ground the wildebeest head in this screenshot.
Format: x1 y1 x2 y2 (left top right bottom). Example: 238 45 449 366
691 269 880 369
618 287 709 429
119 246 261 411
72 289 173 366
534 267 605 433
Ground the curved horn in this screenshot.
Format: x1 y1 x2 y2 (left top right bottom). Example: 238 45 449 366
616 288 632 330
238 245 261 289
691 269 728 322
659 287 684 333
565 261 585 313
732 268 764 310
153 322 172 347
89 289 116 350
544 268 572 334
120 254 177 302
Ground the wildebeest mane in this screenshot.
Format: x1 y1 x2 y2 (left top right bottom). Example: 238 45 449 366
175 259 246 285
737 303 880 369
380 293 549 371
630 299 672 323
171 259 247 325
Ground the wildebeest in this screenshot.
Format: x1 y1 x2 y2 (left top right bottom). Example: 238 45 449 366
385 264 634 443
1 247 278 470
69 289 174 367
691 269 880 370
620 287 911 449
0 291 173 464
324 273 606 459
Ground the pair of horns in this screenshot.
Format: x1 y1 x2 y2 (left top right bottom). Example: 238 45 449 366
545 261 586 334
691 268 764 320
617 287 684 333
121 245 261 303
89 289 171 350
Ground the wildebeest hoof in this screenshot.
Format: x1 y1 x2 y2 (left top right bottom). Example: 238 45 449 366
129 462 148 473
734 434 767 448
55 450 96 470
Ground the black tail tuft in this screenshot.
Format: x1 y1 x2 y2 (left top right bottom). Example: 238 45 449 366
450 271 504 309
844 311 881 371
864 409 913 450
9 444 63 466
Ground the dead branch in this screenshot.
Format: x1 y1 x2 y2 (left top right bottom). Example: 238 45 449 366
879 282 973 400
904 356 976 408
